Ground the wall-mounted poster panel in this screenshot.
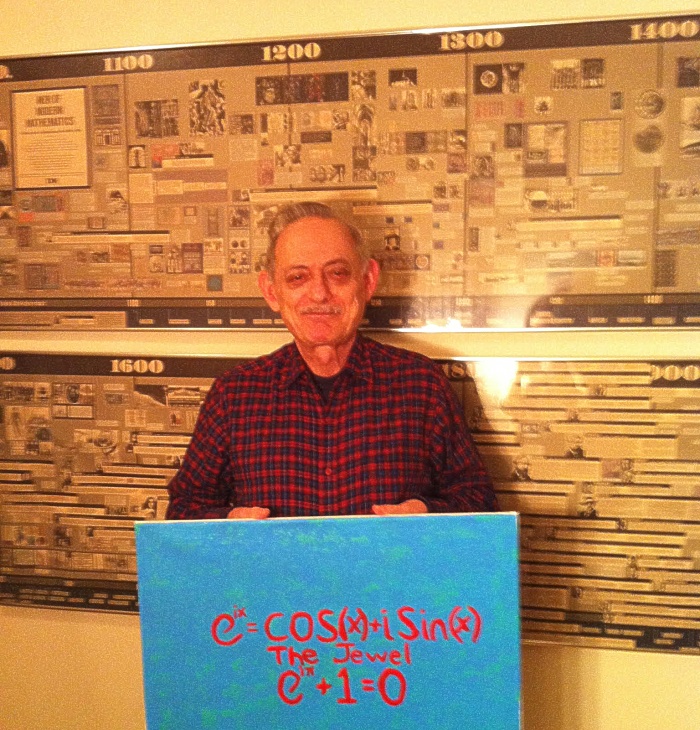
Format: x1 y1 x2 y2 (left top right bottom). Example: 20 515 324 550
0 350 698 654
0 14 699 330
135 514 521 729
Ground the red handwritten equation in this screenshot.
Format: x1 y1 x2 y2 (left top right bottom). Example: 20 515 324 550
211 604 482 707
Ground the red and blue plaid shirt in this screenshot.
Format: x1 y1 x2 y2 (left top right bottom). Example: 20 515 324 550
166 335 497 518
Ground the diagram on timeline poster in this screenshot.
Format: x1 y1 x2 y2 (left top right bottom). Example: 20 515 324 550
0 14 698 329
0 351 698 654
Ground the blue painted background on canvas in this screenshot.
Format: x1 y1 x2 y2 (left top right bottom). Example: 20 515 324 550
135 513 520 729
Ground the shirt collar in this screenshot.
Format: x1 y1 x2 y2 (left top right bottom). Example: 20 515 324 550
277 334 375 390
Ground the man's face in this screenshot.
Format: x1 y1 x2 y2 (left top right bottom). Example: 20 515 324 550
258 216 379 353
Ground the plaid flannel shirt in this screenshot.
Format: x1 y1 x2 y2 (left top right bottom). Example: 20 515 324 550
166 335 497 518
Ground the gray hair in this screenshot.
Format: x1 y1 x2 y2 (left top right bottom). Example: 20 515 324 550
265 202 369 275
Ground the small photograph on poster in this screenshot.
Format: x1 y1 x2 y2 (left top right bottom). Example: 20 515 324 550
474 64 503 94
635 90 665 119
504 123 524 149
230 113 255 134
551 59 580 90
552 59 605 89
351 70 377 100
680 97 700 157
524 122 568 177
677 57 700 88
388 68 417 87
92 84 121 125
0 129 10 168
135 100 180 138
128 145 147 169
504 63 525 94
189 80 226 136
581 58 605 88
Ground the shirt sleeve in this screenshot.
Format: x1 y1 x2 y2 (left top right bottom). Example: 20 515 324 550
421 373 499 513
165 378 235 519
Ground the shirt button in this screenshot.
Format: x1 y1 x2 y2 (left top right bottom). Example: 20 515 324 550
325 467 333 476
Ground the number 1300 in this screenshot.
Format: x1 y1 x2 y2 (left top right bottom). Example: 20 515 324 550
439 32 505 51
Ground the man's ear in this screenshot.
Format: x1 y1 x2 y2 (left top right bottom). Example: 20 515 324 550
364 258 380 300
258 270 281 312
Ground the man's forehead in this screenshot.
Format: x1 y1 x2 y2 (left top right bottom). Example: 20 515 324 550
279 254 356 271
275 217 361 265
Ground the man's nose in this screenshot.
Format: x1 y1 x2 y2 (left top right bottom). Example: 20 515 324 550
308 273 331 301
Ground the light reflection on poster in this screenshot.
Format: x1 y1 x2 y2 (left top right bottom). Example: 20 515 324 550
12 87 89 189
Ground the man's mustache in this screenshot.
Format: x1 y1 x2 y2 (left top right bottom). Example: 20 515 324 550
299 306 342 315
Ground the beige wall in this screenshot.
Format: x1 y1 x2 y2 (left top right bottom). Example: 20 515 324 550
0 0 697 58
1 1 700 729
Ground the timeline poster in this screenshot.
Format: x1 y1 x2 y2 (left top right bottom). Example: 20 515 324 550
135 513 520 730
11 87 89 189
1 14 700 329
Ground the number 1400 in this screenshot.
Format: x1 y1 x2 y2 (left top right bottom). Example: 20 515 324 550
630 19 699 41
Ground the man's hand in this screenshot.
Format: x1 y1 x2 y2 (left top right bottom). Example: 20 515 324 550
371 499 428 516
227 506 270 519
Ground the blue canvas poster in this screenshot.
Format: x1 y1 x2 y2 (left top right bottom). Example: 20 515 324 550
135 513 520 729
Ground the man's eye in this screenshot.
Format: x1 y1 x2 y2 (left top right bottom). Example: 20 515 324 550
330 268 350 279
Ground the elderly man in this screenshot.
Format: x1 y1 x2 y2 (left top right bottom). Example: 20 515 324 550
166 202 497 519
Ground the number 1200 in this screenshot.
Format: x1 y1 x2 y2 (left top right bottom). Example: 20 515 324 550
262 43 322 62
